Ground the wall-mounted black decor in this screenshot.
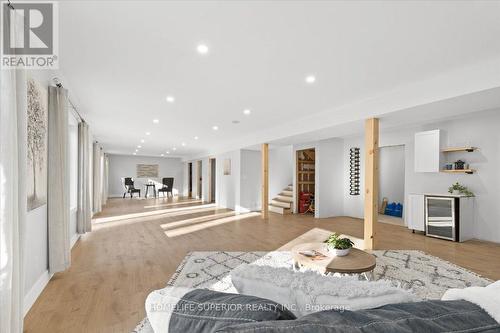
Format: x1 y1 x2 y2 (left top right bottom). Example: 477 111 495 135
349 148 360 195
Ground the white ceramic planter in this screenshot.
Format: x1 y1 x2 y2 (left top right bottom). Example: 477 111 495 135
327 246 351 257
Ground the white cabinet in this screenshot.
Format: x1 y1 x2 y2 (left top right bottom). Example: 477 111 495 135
414 129 441 172
407 194 425 232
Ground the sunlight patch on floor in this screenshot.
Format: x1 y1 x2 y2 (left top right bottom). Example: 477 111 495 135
93 203 216 224
161 211 236 230
164 212 260 237
92 207 223 230
143 199 202 209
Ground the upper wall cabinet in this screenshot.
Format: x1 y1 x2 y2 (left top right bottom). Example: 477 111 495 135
414 129 441 172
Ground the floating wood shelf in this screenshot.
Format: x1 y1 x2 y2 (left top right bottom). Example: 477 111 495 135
298 171 315 174
441 169 475 174
442 147 477 153
298 181 315 185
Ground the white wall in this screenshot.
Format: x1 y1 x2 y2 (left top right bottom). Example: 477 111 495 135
269 145 293 198
342 109 500 243
107 154 184 197
292 139 345 218
316 138 345 218
379 145 405 205
216 150 241 210
191 160 200 199
342 136 365 219
240 150 262 212
195 149 261 211
24 72 49 309
23 70 82 315
182 162 189 197
201 158 211 202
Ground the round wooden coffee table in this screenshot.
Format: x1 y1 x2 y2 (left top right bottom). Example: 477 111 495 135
291 242 376 279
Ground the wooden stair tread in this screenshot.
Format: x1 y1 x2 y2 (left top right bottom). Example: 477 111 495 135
269 204 291 215
271 200 291 208
276 195 293 202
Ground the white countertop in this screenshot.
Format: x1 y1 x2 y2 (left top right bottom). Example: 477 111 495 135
420 193 473 198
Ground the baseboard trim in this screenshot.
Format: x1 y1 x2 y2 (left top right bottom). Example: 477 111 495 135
71 233 80 249
23 270 53 316
24 235 80 316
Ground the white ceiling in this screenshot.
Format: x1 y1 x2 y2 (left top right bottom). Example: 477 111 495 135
57 0 500 158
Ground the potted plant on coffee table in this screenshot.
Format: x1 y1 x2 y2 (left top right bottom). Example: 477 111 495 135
325 233 354 257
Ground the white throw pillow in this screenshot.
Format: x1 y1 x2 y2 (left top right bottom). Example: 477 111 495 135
442 280 500 323
230 264 417 317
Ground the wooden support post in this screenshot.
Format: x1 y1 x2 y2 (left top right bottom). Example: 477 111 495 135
364 118 379 250
261 143 269 219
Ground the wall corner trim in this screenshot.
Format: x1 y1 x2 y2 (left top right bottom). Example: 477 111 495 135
71 233 81 249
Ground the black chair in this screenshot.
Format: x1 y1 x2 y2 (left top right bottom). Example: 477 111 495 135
158 178 174 197
123 177 141 198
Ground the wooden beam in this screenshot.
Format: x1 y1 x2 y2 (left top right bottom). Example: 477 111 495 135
261 143 269 219
364 118 379 250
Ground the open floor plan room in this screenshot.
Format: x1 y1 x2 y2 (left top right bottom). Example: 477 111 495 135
2 1 500 333
24 197 500 332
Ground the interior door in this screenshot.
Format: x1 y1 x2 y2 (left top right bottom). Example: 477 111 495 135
197 161 202 199
210 158 216 203
188 163 193 197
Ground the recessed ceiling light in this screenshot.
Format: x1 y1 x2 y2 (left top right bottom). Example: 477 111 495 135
243 109 251 115
166 151 170 154
181 142 186 146
140 139 145 143
161 154 164 157
212 125 219 131
305 75 316 84
197 43 209 55
137 145 142 148
133 153 137 155
173 147 177 151
145 132 151 136
153 119 159 124
166 95 175 103
194 136 199 140
135 149 138 152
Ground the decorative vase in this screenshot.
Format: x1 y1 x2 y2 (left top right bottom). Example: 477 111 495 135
452 190 461 195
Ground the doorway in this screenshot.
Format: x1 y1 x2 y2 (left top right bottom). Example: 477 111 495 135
188 162 193 198
296 148 315 214
197 160 202 199
378 145 405 226
209 158 216 203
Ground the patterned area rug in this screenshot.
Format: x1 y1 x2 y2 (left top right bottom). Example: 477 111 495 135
133 250 491 333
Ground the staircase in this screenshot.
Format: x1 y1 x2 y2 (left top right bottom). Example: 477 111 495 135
269 185 293 214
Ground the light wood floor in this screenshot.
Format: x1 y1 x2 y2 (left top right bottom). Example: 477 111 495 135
24 197 500 333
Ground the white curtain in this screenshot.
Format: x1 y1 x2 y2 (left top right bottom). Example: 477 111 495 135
102 154 109 206
77 121 91 233
47 86 70 273
0 7 26 333
92 142 102 214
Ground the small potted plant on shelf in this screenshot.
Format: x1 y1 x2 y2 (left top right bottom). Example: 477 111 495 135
325 233 354 257
448 182 475 197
